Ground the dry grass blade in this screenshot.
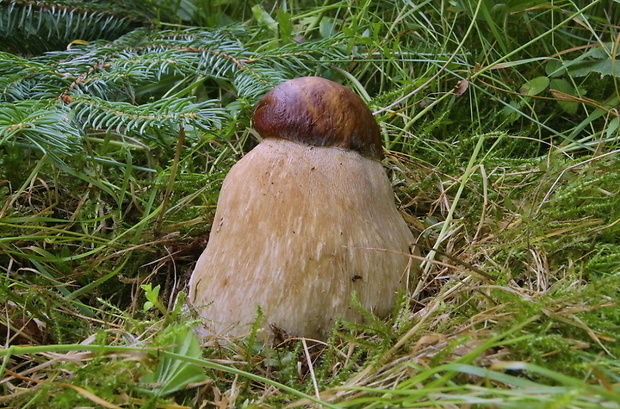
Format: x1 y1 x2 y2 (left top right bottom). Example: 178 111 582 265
4 368 122 409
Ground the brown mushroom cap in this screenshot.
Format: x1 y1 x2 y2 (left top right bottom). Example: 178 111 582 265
252 76 384 160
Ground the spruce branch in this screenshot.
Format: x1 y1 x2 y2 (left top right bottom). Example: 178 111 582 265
0 100 82 160
0 0 148 55
69 95 226 138
0 19 348 162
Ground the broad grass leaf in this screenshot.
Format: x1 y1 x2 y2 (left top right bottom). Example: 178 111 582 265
550 78 579 114
607 117 619 139
520 76 549 96
252 5 277 35
567 58 620 78
140 325 207 397
276 8 293 42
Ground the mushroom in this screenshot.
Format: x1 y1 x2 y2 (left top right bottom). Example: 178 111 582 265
188 76 417 340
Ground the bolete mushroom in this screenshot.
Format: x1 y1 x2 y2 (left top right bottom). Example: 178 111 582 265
188 76 417 340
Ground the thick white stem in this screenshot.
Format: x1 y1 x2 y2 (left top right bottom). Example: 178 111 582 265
188 138 416 340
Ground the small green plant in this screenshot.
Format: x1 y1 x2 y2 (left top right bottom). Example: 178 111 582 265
138 324 208 398
141 284 167 316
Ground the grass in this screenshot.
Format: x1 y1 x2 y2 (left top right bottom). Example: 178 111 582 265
1 0 619 407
